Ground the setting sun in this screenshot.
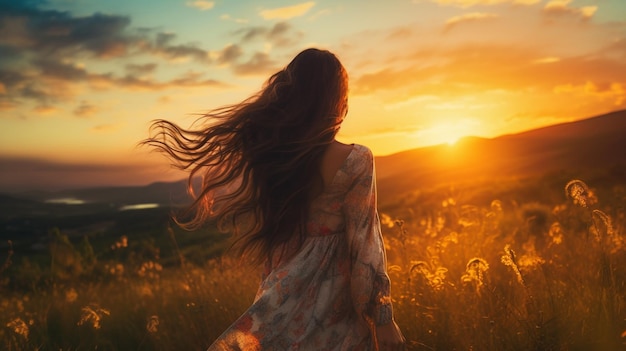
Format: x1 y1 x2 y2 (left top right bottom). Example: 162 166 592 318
443 132 462 146
413 119 482 147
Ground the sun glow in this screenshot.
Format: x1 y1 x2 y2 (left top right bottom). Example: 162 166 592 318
443 132 462 146
417 119 482 146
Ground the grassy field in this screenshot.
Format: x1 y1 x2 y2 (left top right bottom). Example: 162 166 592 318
1 177 625 350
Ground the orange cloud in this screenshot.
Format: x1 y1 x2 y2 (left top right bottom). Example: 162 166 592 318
33 105 59 115
91 123 120 133
259 2 315 20
74 101 98 118
418 0 540 7
544 0 597 20
554 82 626 106
352 42 626 115
0 100 16 111
532 57 561 64
444 12 499 32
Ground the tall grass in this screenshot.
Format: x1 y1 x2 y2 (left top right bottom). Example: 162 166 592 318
1 179 625 350
385 179 625 350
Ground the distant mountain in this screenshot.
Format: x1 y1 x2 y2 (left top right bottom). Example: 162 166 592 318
15 180 195 207
375 109 626 201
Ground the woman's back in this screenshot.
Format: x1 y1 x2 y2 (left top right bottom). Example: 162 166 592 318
319 141 354 188
208 144 390 350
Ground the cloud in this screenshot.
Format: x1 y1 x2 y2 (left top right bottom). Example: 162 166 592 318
74 101 98 118
0 54 222 108
146 32 211 63
0 4 135 59
186 1 215 11
35 58 89 81
114 72 224 91
235 26 266 42
233 52 279 76
532 57 560 64
259 2 315 20
0 1 222 111
544 0 597 20
351 43 626 108
444 12 499 32
91 123 119 132
217 44 244 64
33 105 59 115
553 82 626 106
415 0 540 7
125 63 158 76
0 99 16 111
220 14 249 24
233 22 302 47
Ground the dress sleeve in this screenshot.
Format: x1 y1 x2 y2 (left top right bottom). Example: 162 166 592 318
343 147 393 326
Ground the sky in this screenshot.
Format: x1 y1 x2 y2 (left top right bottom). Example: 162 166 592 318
0 0 625 192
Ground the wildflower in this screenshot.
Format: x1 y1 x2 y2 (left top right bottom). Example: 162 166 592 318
146 315 159 333
6 318 29 338
387 265 402 274
490 200 503 215
501 245 526 287
111 235 128 250
65 288 78 303
461 257 489 292
410 261 448 291
458 205 481 228
138 261 163 279
565 179 597 207
442 197 456 208
379 213 395 228
15 298 24 313
78 304 110 329
518 252 545 270
439 232 458 249
105 263 124 276
485 200 504 229
548 222 564 245
181 282 192 292
552 204 567 216
591 209 624 252
591 209 612 242
138 283 154 297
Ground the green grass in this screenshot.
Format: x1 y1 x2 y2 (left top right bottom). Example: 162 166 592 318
1 178 625 350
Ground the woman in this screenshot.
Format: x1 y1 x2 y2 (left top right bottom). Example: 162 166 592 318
144 48 405 350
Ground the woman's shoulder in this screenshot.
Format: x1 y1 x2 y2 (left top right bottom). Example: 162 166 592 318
349 144 373 164
351 143 372 157
343 143 374 177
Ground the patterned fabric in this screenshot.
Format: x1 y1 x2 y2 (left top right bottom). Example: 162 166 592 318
208 144 393 351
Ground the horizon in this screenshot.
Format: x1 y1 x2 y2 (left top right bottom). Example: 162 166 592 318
2 107 624 194
1 0 626 192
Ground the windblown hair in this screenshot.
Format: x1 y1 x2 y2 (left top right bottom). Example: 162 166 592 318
142 48 349 263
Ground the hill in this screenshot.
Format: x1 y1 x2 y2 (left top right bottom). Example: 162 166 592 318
375 109 626 203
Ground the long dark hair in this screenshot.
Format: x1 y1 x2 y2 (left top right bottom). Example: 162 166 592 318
142 48 349 263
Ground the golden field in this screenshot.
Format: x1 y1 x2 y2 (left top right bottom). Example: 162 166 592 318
1 176 624 350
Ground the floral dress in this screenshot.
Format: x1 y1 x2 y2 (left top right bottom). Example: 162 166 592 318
207 144 393 351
